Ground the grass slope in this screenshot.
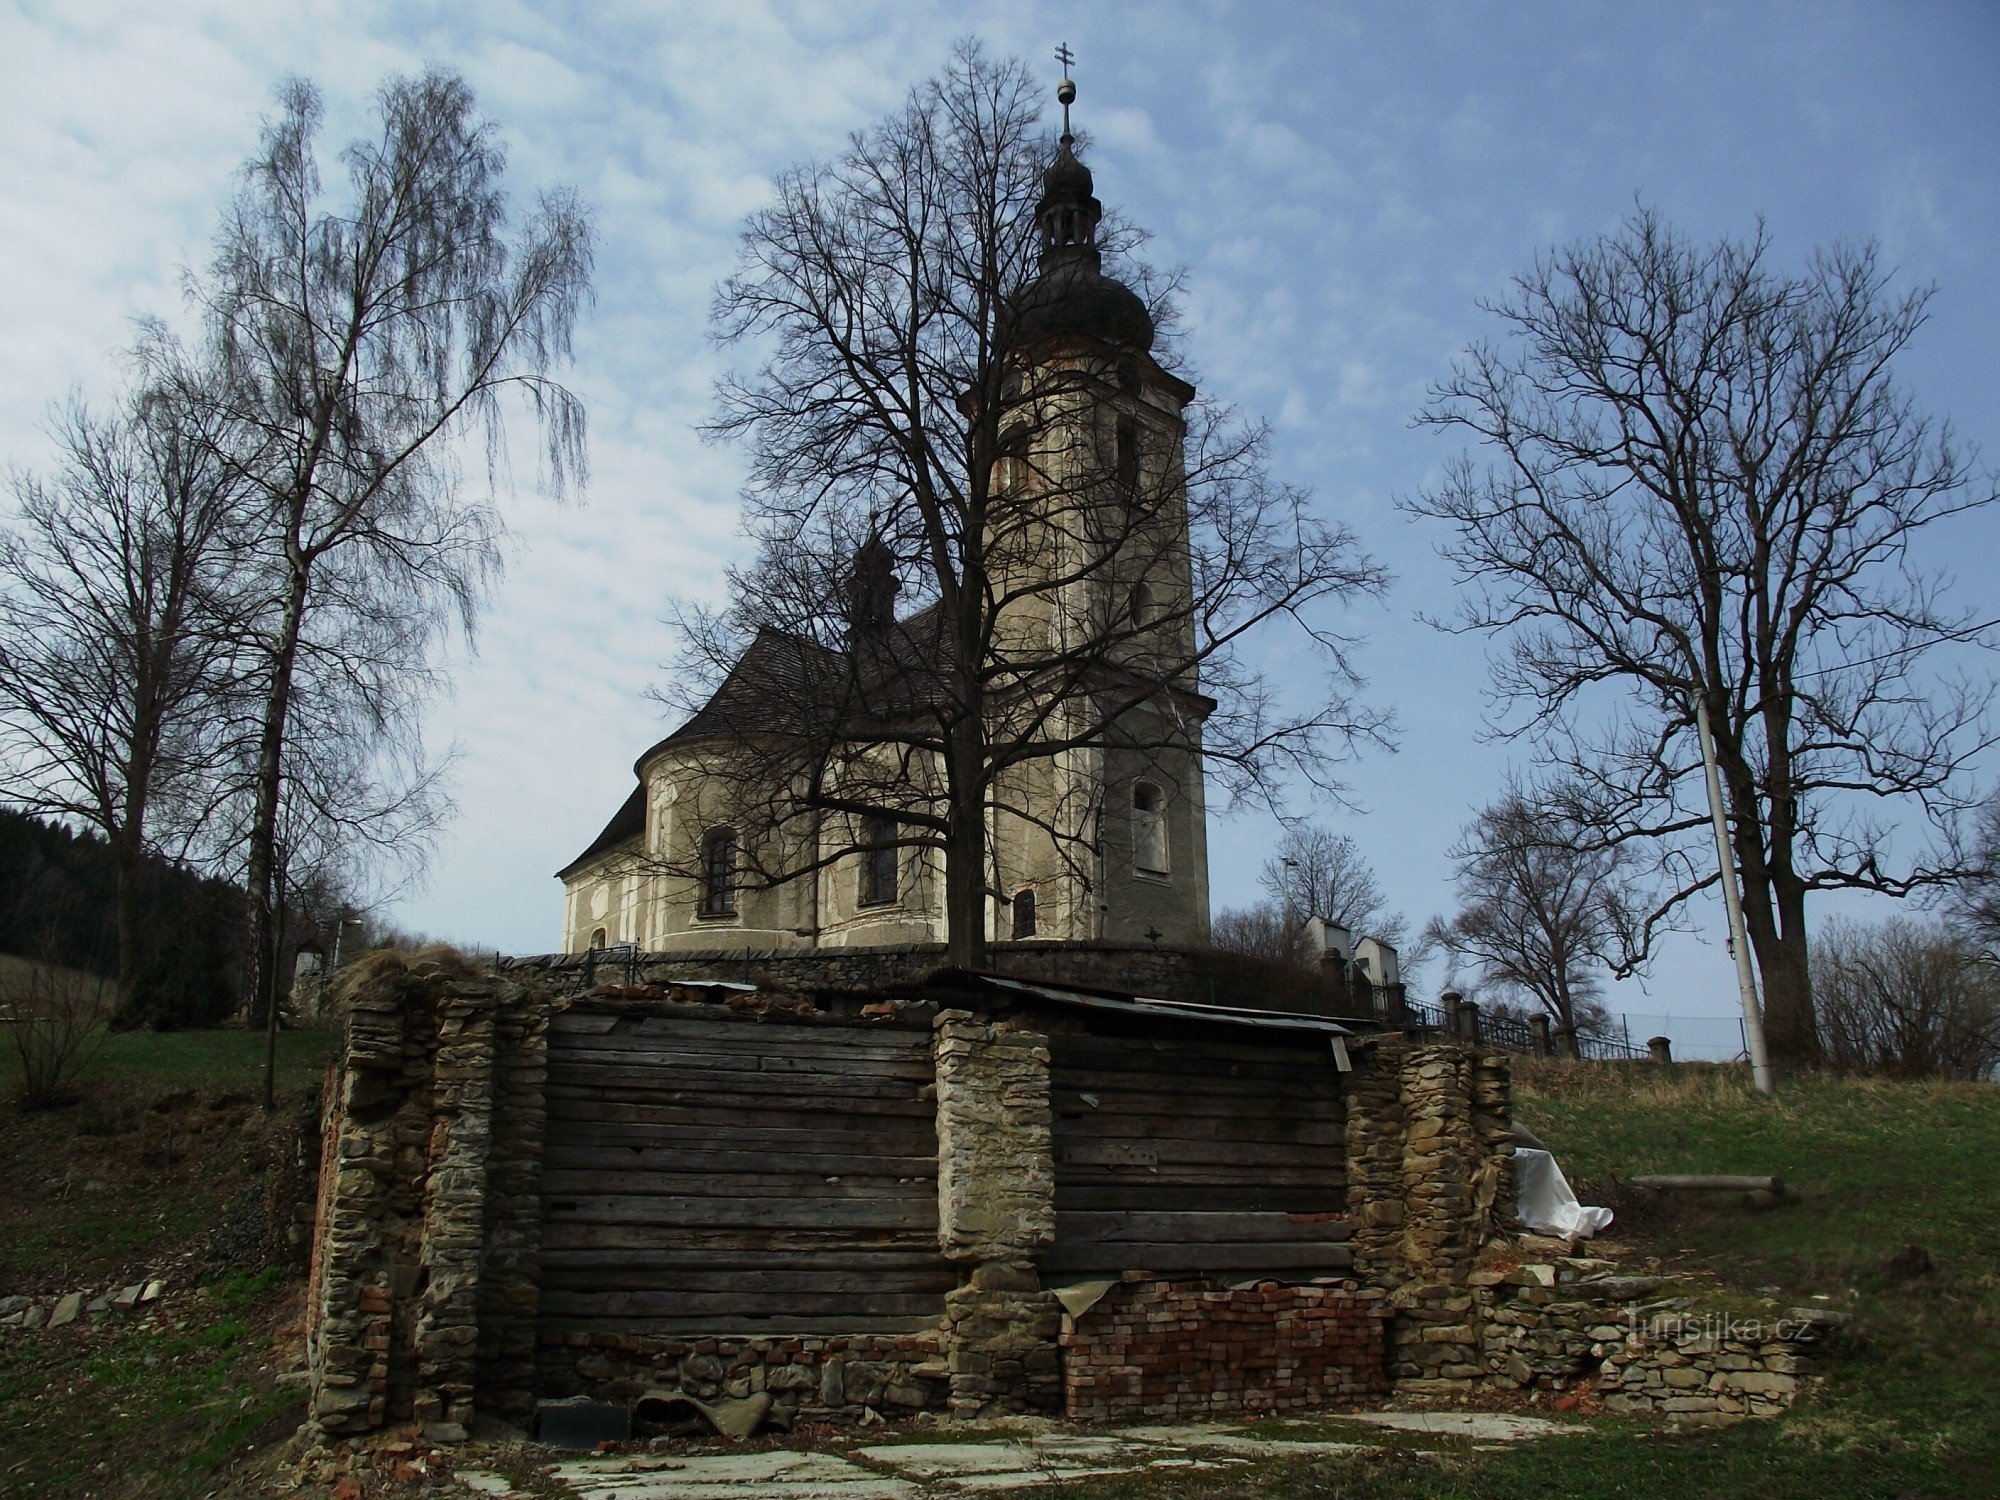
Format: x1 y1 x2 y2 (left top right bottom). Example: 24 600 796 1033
0 1028 335 1499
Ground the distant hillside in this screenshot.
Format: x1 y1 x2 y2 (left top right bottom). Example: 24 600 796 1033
0 807 244 1027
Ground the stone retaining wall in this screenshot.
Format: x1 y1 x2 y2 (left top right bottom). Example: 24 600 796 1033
306 968 1535 1439
304 954 547 1441
536 1330 950 1425
933 1011 1063 1417
1061 1279 1390 1422
498 940 1380 1015
1467 1265 1839 1421
1379 1257 1840 1420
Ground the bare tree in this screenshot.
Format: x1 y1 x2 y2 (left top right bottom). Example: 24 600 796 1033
1208 903 1305 965
1811 917 1999 1079
1 941 112 1109
0 356 250 1026
1949 795 2000 959
1407 209 1998 1064
1426 789 1640 1038
181 69 592 1092
1257 826 1405 949
679 44 1387 967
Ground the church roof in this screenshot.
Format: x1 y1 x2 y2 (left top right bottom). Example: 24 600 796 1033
556 782 645 880
556 611 956 878
1005 119 1155 355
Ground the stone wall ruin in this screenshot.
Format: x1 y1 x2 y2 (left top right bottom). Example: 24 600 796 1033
304 958 1821 1441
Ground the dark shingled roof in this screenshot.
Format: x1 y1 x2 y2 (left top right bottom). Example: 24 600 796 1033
555 782 645 879
558 612 958 878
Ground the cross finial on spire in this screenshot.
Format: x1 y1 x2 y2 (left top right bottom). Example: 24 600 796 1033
1054 43 1077 140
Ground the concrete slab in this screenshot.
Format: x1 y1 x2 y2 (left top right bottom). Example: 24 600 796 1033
855 1438 1156 1488
453 1474 519 1497
1106 1424 1361 1457
1336 1411 1581 1442
553 1450 917 1500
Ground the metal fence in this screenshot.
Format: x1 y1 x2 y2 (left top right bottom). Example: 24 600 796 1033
1393 993 1651 1061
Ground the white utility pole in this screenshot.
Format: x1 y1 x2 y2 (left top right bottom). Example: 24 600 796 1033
1694 694 1775 1095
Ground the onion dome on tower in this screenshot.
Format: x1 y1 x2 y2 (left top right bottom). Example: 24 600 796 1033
1008 75 1156 355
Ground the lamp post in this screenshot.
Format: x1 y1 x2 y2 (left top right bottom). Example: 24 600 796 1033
330 917 365 970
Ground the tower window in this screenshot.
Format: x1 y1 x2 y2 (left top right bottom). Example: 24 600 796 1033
992 425 1031 495
1116 418 1140 491
1132 782 1169 875
699 827 739 917
1011 888 1038 939
1130 582 1157 627
859 813 899 906
588 927 608 951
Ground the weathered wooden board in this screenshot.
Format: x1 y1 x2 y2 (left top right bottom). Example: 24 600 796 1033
539 1014 947 1334
539 1248 950 1275
541 1146 937 1178
542 1192 935 1231
541 1264 958 1294
1041 1241 1356 1276
1053 1183 1346 1214
542 1062 925 1103
540 1289 947 1320
538 1223 936 1253
1045 1028 1347 1257
541 1314 941 1337
544 1087 934 1122
1054 1211 1353 1245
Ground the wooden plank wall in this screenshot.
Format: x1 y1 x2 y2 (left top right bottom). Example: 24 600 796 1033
1044 1029 1352 1280
538 1007 953 1335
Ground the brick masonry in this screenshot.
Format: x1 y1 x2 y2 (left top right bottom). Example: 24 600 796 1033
1061 1279 1390 1422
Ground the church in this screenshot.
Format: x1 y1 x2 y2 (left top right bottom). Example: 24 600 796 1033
559 96 1216 960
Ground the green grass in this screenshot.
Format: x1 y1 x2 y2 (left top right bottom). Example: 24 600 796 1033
0 1289 306 1499
0 1023 338 1097
0 1026 329 1498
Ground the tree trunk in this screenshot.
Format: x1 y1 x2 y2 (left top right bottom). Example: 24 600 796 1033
110 834 148 1029
1760 872 1820 1065
249 560 309 1110
943 723 988 970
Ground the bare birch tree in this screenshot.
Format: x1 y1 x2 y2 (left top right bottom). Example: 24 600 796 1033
678 44 1388 967
182 70 592 1085
1407 210 1998 1064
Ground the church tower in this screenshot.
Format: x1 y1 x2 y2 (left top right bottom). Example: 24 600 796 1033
983 73 1212 950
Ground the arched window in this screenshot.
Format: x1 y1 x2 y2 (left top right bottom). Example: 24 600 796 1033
699 827 738 917
1011 888 1037 939
1115 417 1140 492
588 927 608 951
859 813 899 907
992 425 1031 495
1130 582 1156 627
1132 782 1169 875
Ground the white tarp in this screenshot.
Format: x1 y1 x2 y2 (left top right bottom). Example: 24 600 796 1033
1513 1147 1614 1239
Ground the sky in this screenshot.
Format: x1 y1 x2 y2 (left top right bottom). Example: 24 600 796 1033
4 1 1997 1057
